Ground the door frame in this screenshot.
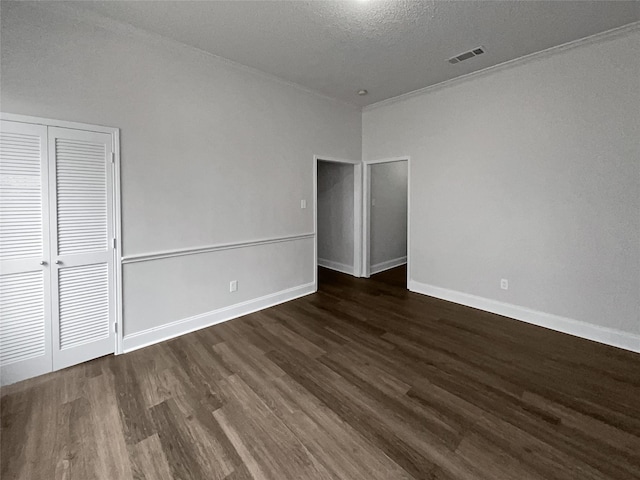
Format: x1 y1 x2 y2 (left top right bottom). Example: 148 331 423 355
362 156 410 286
313 155 363 289
0 113 123 355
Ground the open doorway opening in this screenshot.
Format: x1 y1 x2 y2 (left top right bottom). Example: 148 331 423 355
313 156 362 288
362 158 409 288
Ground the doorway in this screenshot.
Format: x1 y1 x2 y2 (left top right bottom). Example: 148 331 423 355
362 157 410 287
0 113 122 386
313 156 362 287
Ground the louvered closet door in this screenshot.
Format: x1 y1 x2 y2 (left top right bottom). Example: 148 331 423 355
0 120 52 385
48 127 115 371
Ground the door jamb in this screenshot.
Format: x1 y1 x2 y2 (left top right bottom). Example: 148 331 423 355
362 156 410 287
313 155 363 290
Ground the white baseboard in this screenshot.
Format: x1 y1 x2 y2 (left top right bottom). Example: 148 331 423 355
370 256 407 275
318 258 355 276
122 282 316 353
408 280 640 354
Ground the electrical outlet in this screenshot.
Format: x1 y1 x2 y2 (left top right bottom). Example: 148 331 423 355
500 279 508 290
229 280 238 292
301 199 307 209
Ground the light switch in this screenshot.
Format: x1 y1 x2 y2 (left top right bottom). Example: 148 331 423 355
301 199 307 209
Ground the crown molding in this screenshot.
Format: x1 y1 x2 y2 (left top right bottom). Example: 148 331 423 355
32 2 361 112
17 3 639 115
363 21 640 112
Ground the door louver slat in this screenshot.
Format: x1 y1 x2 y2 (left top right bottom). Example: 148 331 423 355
0 271 45 366
55 139 107 256
0 132 43 261
58 263 110 350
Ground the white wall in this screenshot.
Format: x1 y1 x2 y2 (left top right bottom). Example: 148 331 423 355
0 2 361 344
363 28 640 349
369 161 407 273
317 161 355 274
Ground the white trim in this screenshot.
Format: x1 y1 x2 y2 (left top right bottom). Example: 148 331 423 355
313 156 318 290
122 233 314 264
122 282 316 353
407 158 411 287
370 256 407 275
363 156 410 165
0 113 119 135
314 155 363 279
408 280 640 354
363 21 640 112
353 163 363 277
362 157 410 285
318 258 354 276
313 155 361 165
363 163 370 277
112 129 124 354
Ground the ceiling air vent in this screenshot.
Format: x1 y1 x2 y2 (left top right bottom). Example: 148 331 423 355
448 46 485 64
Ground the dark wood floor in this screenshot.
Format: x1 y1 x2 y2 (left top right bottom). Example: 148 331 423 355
2 266 640 480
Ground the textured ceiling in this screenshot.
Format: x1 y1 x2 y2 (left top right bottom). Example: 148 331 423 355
60 1 639 107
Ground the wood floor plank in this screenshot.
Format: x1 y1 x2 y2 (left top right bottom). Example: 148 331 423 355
149 399 213 480
127 434 173 480
265 346 449 479
522 390 640 460
269 374 416 480
2 265 639 480
86 372 134 480
212 374 335 480
109 357 156 446
453 431 549 480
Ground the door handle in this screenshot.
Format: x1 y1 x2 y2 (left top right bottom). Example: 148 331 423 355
40 260 47 266
55 260 62 265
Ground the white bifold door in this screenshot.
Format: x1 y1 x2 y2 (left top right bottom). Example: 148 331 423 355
0 121 52 384
0 119 116 385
